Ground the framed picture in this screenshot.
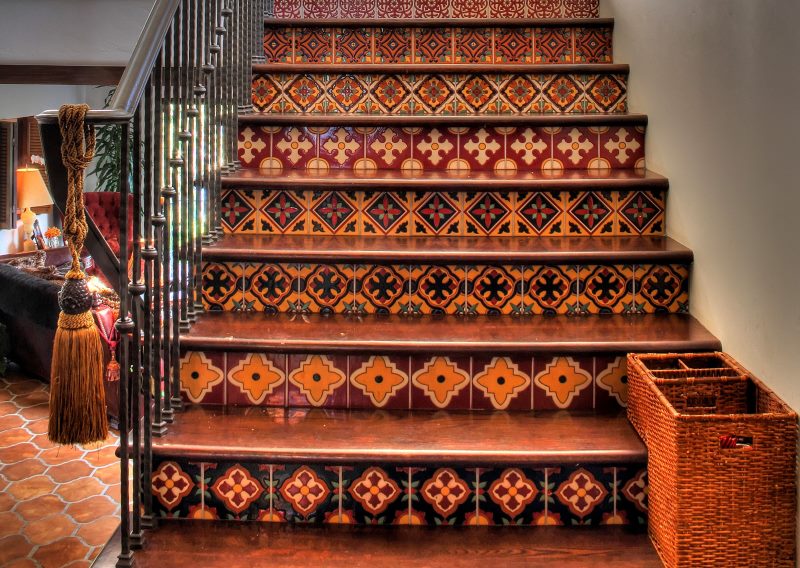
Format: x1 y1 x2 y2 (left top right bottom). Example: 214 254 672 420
32 218 46 250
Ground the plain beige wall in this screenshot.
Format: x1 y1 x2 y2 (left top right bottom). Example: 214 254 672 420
604 0 800 412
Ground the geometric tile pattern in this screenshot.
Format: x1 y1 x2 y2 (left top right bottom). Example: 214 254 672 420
150 459 646 527
205 261 688 316
0 372 122 566
221 189 665 237
271 0 603 16
180 352 633 412
253 72 627 115
239 124 648 172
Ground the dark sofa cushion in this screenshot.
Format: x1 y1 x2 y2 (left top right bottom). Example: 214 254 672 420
0 263 60 328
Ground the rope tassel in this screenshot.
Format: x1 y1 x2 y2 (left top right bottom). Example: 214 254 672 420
48 104 108 445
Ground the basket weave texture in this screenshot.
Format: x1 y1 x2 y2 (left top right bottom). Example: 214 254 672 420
627 352 797 568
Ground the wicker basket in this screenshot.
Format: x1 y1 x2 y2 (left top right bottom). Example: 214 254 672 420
627 352 798 567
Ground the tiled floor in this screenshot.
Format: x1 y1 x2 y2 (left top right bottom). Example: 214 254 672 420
0 369 120 568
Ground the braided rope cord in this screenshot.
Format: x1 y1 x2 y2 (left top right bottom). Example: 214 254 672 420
57 104 96 278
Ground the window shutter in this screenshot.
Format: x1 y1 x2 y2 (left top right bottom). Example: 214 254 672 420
0 120 17 230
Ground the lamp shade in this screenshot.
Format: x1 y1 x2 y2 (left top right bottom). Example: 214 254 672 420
16 167 53 210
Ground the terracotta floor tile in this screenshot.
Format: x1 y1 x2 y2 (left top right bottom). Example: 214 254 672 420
25 420 49 435
93 464 120 486
0 442 39 464
39 446 86 466
6 379 46 396
4 558 38 568
66 495 118 523
0 511 25 536
47 460 95 483
59 477 106 503
63 561 92 568
7 475 56 501
14 390 50 408
1 458 48 481
0 534 34 566
15 494 67 521
24 513 77 545
0 414 25 431
76 515 119 547
33 537 90 568
83 444 119 467
0 428 33 446
0 492 16 512
0 401 17 414
18 404 49 421
104 484 122 502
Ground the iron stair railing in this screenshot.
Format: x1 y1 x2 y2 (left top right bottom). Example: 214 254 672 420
36 0 266 564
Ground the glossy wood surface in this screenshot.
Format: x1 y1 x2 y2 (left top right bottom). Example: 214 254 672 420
240 112 649 126
222 167 669 190
95 523 661 568
204 235 692 264
265 17 616 28
181 312 722 354
252 63 629 74
150 407 646 464
0 65 125 85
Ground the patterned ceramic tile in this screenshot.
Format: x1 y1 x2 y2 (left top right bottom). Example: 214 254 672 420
348 355 410 409
309 190 359 235
565 190 616 236
287 354 348 407
297 263 353 313
594 355 629 412
534 28 573 64
617 190 665 235
365 127 413 168
335 27 372 63
220 189 259 234
204 462 268 520
454 28 492 63
411 191 462 236
414 28 453 63
413 129 459 170
342 465 409 524
295 27 333 62
548 466 614 525
461 127 504 171
270 126 316 170
636 264 690 313
377 0 412 17
239 126 272 168
599 126 646 169
533 355 593 410
409 265 466 315
471 356 533 411
273 464 339 522
464 191 514 236
201 262 242 311
414 467 477 525
353 264 410 314
494 28 533 63
373 27 413 63
242 262 297 313
179 350 226 405
574 27 613 63
479 467 546 525
319 127 364 168
523 265 575 315
453 0 488 18
514 191 566 236
578 264 635 314
552 127 598 169
151 459 202 519
410 356 471 409
259 190 309 234
465 265 521 315
617 466 648 526
226 353 287 407
263 28 293 63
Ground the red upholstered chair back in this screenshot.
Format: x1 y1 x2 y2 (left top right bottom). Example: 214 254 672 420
84 192 133 258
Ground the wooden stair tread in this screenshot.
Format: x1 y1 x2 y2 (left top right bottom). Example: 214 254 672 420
95 523 660 568
222 167 668 189
253 63 629 74
204 235 692 264
239 112 648 126
265 17 616 28
181 312 721 353
149 407 646 464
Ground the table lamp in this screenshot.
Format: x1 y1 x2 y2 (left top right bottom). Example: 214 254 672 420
16 166 53 250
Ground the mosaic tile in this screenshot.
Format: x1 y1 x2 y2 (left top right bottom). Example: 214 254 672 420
471 356 533 411
410 356 471 409
179 350 226 405
348 355 410 409
533 355 593 410
287 354 348 408
409 265 466 315
226 352 286 407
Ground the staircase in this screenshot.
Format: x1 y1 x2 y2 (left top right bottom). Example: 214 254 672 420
90 0 721 565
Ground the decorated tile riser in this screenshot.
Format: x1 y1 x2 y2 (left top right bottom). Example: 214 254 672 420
253 72 626 116
179 351 632 411
201 261 689 315
239 124 646 172
152 459 646 526
264 25 613 65
221 188 665 237
272 0 600 19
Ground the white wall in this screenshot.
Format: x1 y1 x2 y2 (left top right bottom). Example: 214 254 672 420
604 0 800 411
0 0 153 65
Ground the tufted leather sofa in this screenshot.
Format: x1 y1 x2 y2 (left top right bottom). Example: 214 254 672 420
84 191 132 258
